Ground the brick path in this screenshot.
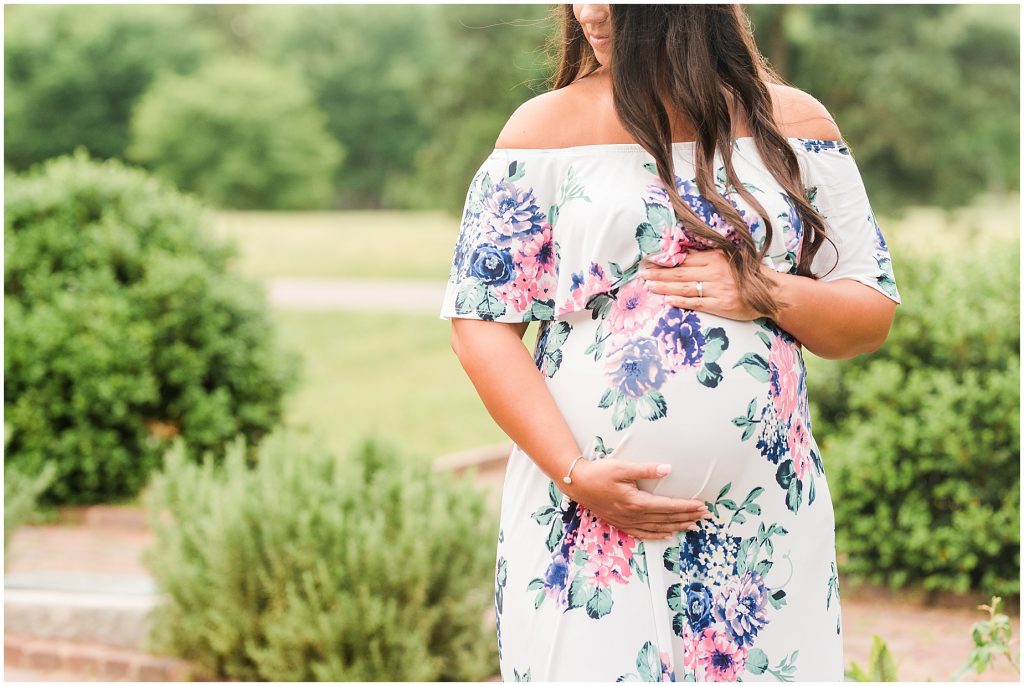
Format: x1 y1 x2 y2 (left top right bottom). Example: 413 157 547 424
5 504 1019 682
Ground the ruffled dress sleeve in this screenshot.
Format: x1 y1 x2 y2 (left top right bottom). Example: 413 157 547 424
439 149 561 322
796 138 902 304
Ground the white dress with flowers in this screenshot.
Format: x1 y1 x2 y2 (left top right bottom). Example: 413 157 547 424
439 137 901 682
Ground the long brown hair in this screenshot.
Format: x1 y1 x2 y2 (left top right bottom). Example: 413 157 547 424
544 4 836 319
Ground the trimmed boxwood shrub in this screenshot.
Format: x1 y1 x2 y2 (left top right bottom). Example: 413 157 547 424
142 429 499 681
806 236 1019 597
4 151 297 504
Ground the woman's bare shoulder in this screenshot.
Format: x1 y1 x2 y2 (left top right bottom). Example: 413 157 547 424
493 81 598 150
768 83 842 141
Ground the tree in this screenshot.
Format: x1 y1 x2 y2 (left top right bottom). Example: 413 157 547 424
128 58 342 210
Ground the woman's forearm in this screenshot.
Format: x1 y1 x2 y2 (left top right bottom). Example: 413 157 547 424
762 266 898 360
450 319 583 491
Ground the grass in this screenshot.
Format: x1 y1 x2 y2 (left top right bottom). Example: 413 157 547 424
211 209 461 281
271 308 519 460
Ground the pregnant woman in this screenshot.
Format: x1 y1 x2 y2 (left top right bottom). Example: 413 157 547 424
439 5 901 681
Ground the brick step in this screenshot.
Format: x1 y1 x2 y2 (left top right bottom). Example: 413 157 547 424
4 633 197 681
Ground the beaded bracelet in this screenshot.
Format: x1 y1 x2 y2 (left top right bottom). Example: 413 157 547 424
562 454 587 485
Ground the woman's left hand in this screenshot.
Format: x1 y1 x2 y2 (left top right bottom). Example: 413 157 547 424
638 249 772 321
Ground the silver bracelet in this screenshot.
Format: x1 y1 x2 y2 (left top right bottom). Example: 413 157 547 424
562 454 587 485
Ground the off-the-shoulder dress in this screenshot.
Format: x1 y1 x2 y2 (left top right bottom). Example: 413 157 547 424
440 136 901 682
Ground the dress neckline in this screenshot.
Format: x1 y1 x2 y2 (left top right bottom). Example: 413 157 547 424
492 136 846 155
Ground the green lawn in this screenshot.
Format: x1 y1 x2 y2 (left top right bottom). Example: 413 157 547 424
212 209 462 281
272 309 520 460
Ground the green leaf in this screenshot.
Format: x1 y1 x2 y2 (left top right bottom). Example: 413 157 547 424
568 573 588 609
667 582 685 612
636 641 660 682
531 299 554 320
733 352 770 382
635 222 662 254
638 390 668 421
701 326 730 363
745 648 769 675
612 396 637 430
586 585 614 619
455 280 486 312
696 361 723 388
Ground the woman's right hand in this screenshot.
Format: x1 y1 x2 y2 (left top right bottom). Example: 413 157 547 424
562 458 711 540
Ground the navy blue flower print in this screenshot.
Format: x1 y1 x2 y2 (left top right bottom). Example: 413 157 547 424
469 243 515 285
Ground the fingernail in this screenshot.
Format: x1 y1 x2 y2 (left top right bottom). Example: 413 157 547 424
656 464 672 476
687 523 699 531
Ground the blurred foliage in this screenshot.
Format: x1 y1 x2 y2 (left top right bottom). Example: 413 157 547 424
128 58 342 210
247 4 441 208
805 237 1020 596
3 460 57 557
4 152 298 504
4 4 211 169
4 5 1016 213
747 4 1020 214
143 429 498 681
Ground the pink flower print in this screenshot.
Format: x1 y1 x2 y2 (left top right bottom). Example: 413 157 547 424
495 271 538 314
517 222 556 280
573 508 636 589
768 338 801 420
557 261 614 316
681 620 699 677
789 415 812 480
694 626 748 682
607 278 663 335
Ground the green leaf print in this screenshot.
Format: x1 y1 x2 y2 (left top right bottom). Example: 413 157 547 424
531 299 555 320
766 650 799 681
568 573 589 610
598 388 616 409
455 280 486 312
646 203 676 232
549 203 559 226
630 542 649 583
476 287 507 320
733 352 770 383
635 221 662 254
666 582 684 612
586 585 614 619
513 667 532 682
612 395 638 430
785 476 803 513
636 641 661 681
696 361 723 388
701 326 730 363
768 588 788 611
637 390 668 421
559 165 592 204
507 160 525 182
745 647 769 675
732 398 761 441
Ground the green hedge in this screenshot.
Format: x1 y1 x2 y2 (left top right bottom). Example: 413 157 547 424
142 430 498 681
4 151 297 504
807 237 1019 596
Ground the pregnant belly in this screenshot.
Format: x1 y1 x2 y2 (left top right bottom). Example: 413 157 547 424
536 305 814 502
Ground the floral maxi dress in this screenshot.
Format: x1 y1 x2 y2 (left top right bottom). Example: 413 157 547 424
438 137 902 682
